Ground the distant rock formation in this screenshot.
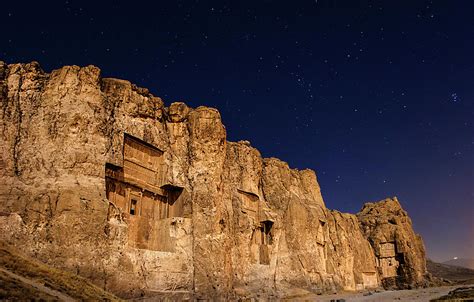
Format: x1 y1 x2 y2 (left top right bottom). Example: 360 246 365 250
0 61 430 299
427 259 474 284
442 258 474 270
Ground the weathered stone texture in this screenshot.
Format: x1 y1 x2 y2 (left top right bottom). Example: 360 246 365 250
357 197 429 289
0 61 428 299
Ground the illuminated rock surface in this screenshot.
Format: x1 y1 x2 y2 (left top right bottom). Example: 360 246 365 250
0 61 429 299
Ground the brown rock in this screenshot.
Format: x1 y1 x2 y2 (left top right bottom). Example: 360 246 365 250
167 102 190 122
357 197 428 289
0 62 429 299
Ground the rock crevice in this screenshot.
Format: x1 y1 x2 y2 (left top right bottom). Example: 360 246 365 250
0 61 429 299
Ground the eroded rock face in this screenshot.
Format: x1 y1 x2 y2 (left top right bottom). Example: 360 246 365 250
0 61 428 299
357 197 429 289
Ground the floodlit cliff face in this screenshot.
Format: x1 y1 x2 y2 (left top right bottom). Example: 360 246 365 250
0 61 429 299
357 198 428 289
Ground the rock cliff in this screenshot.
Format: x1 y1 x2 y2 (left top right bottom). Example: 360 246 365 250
0 61 429 299
357 198 428 289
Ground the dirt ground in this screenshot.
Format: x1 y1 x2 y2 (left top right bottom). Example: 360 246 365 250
296 285 474 302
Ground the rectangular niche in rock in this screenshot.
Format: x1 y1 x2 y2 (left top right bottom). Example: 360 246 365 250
238 189 259 216
258 220 273 265
129 198 138 215
105 133 185 251
377 242 400 278
122 133 165 191
160 184 184 218
361 272 378 289
380 242 396 258
317 219 326 245
260 220 273 245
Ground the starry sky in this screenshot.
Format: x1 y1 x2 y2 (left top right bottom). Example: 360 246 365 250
1 0 473 262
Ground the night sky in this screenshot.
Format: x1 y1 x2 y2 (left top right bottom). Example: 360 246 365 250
1 0 472 262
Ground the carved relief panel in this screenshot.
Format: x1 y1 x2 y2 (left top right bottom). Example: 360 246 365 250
105 134 186 251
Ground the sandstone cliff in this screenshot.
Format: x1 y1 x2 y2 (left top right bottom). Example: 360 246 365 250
0 61 428 299
357 198 428 289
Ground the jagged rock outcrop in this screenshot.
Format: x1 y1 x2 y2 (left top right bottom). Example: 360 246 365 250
357 197 429 289
0 61 428 299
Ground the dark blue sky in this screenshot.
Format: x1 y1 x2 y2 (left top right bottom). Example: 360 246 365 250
2 0 472 262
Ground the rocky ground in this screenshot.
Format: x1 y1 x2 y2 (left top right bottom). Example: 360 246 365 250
2 240 472 301
280 262 474 302
432 286 474 301
0 241 121 301
294 285 474 301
